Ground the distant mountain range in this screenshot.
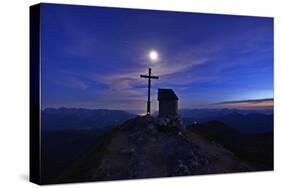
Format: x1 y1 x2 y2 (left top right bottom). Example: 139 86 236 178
42 107 273 134
42 108 136 131
180 108 273 134
179 108 273 119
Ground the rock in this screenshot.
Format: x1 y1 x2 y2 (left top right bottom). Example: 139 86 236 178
61 115 255 182
148 123 154 129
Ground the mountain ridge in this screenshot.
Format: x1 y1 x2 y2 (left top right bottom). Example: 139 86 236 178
42 108 136 130
57 115 257 183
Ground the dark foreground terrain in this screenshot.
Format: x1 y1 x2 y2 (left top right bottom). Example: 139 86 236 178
187 121 273 170
56 115 272 184
41 108 135 184
41 108 273 184
41 128 110 183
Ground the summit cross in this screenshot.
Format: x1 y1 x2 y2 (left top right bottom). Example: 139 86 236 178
140 68 159 115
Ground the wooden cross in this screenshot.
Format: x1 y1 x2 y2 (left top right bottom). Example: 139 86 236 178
140 68 159 115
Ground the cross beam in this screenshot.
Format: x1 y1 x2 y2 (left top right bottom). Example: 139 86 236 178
140 68 159 115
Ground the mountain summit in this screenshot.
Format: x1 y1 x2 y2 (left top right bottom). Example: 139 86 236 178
60 115 254 183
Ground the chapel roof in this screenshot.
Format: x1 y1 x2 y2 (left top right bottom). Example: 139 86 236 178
158 88 178 101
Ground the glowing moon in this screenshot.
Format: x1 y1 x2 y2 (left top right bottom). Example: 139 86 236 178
149 50 159 62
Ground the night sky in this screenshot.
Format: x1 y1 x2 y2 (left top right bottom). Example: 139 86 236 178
40 3 273 114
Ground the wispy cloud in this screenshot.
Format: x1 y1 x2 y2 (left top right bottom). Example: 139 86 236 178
211 98 273 109
86 49 213 110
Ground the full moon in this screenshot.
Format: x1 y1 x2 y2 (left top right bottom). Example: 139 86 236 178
149 50 159 62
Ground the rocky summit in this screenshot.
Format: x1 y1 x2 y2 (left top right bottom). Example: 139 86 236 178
60 115 255 183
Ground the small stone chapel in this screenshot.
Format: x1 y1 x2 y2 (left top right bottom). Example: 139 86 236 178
158 89 178 117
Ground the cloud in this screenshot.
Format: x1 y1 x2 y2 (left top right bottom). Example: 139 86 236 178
86 48 214 110
211 98 273 109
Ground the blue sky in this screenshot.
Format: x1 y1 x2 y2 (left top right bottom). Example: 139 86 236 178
40 3 273 113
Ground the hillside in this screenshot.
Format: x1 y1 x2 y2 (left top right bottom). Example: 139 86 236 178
188 121 273 169
218 112 273 134
41 128 110 184
58 115 256 184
